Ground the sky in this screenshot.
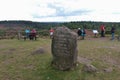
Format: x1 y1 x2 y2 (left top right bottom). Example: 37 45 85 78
0 0 120 22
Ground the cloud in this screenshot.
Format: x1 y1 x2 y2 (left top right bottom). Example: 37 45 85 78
32 2 92 19
0 0 120 22
48 3 92 17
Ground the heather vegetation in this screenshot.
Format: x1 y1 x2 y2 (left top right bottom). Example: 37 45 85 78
0 20 120 39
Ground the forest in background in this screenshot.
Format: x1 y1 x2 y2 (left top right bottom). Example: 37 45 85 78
0 20 120 30
0 20 120 38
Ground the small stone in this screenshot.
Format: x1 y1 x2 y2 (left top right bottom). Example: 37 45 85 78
103 67 113 73
31 47 45 55
82 64 97 73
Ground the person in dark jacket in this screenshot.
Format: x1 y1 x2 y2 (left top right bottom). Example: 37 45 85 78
111 25 115 40
77 28 82 39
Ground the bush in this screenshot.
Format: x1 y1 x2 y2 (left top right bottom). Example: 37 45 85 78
105 30 111 34
38 30 49 36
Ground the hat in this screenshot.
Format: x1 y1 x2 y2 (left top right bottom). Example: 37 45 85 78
78 28 80 30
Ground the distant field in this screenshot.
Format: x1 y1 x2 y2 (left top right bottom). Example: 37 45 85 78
0 37 120 80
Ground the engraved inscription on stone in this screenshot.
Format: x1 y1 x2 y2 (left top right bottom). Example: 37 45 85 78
51 27 78 70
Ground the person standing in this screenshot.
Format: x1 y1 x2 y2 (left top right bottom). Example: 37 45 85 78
49 28 54 38
77 28 82 40
100 24 105 37
81 28 86 40
111 25 115 40
31 29 37 40
25 28 30 40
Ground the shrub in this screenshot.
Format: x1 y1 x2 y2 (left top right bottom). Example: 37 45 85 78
38 30 49 36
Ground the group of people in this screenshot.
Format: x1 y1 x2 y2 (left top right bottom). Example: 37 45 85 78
100 24 116 40
25 28 37 40
77 24 116 40
24 25 116 41
24 27 55 41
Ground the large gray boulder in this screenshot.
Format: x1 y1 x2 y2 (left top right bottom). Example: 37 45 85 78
51 27 78 70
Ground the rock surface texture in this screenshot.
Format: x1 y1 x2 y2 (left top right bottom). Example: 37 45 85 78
51 27 78 70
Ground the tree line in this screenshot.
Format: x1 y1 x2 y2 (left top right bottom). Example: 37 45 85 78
0 20 120 37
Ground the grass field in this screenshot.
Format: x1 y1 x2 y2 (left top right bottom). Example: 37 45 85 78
0 37 120 80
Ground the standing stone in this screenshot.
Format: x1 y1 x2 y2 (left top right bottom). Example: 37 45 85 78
51 27 78 70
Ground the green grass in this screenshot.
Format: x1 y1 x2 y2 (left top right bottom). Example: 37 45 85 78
0 38 120 80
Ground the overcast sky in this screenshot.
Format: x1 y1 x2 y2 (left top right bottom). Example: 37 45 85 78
0 0 120 22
